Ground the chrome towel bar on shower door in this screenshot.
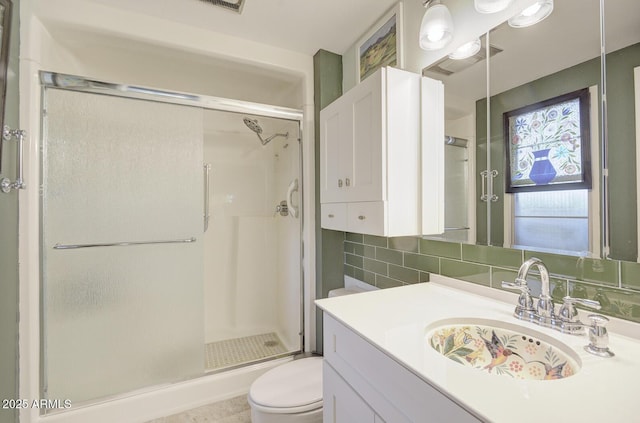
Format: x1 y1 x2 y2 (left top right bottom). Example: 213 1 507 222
53 237 197 250
1 126 27 194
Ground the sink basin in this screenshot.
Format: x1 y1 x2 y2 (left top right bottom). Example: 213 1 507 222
427 318 581 380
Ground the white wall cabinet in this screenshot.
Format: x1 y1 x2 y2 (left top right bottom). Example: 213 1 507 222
319 66 444 236
323 314 482 423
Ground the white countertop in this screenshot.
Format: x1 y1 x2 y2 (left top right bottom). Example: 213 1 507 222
315 275 640 423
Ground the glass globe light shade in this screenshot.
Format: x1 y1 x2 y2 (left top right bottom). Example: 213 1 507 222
419 3 454 51
508 0 554 28
448 38 481 60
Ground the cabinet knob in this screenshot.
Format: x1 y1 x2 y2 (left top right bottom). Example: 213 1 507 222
358 215 366 220
345 178 351 187
338 179 343 188
328 214 335 218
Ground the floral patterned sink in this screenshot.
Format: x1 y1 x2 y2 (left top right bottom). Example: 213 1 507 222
427 319 581 380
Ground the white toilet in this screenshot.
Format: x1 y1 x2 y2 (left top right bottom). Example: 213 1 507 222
248 278 375 422
247 356 324 423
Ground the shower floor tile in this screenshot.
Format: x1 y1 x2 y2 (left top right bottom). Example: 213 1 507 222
205 332 288 371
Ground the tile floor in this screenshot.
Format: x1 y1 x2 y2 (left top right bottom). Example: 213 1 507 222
205 332 287 371
145 395 251 423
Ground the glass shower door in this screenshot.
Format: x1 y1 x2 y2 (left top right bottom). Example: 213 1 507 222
41 89 205 405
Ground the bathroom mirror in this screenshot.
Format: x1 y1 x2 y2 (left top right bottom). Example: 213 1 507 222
426 0 640 262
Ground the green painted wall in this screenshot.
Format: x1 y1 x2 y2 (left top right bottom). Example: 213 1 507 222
313 49 344 354
477 43 640 261
0 1 20 422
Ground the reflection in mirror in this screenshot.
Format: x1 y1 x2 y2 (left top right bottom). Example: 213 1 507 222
603 0 640 262
421 0 640 261
422 34 490 244
484 0 603 257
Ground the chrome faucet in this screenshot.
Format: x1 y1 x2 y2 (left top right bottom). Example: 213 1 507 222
503 257 555 326
502 257 602 335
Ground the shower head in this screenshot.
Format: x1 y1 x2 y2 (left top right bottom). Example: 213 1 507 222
243 117 263 135
243 117 289 145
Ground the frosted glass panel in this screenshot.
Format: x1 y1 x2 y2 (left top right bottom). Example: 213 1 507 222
514 190 588 217
513 190 589 254
514 217 589 253
42 89 204 404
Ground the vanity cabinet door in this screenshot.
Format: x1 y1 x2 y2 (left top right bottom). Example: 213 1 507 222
323 314 482 423
323 363 378 423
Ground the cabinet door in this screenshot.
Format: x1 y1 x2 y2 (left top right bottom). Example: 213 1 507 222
324 363 377 423
320 99 352 204
348 71 384 203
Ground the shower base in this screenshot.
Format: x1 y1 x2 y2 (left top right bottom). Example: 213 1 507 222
205 332 288 371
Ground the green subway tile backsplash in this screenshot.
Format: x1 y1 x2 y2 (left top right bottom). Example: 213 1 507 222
363 235 388 247
376 247 403 265
344 241 364 256
621 261 640 291
440 259 491 286
389 237 419 252
404 253 439 273
388 264 421 284
375 275 404 289
420 239 461 259
342 232 640 324
363 257 388 275
345 253 363 268
462 244 522 268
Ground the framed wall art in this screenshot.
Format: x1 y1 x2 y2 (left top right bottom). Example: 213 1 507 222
356 2 403 82
504 88 592 193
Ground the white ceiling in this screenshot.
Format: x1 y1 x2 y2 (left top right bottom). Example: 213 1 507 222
87 0 398 56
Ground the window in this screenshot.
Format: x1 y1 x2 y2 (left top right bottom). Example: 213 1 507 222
512 190 590 255
506 86 600 257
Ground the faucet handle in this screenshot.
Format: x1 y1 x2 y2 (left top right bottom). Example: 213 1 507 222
501 280 535 318
501 278 529 291
558 296 601 322
584 314 615 357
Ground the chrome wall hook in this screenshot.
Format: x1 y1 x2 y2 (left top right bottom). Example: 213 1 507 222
1 125 26 194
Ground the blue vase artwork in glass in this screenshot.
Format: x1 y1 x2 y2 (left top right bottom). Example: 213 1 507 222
529 148 557 185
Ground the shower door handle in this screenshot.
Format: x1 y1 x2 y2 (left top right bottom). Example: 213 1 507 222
204 163 211 232
286 178 299 218
1 126 27 194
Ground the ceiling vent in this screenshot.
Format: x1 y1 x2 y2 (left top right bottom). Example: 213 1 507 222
422 44 502 77
198 0 245 14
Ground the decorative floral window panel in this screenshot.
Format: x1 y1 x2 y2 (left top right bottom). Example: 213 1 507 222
504 88 592 193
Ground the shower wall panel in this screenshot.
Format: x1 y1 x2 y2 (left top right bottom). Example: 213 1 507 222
202 111 301 353
41 89 205 404
203 124 278 343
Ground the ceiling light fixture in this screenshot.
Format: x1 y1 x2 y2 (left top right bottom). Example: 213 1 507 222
474 0 513 14
508 0 554 28
419 0 454 51
448 38 481 60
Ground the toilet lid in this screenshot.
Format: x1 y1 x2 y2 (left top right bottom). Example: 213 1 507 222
249 357 323 410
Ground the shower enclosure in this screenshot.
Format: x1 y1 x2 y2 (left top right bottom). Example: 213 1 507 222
39 72 303 407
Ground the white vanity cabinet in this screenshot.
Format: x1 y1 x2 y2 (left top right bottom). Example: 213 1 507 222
322 314 482 423
319 66 444 237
